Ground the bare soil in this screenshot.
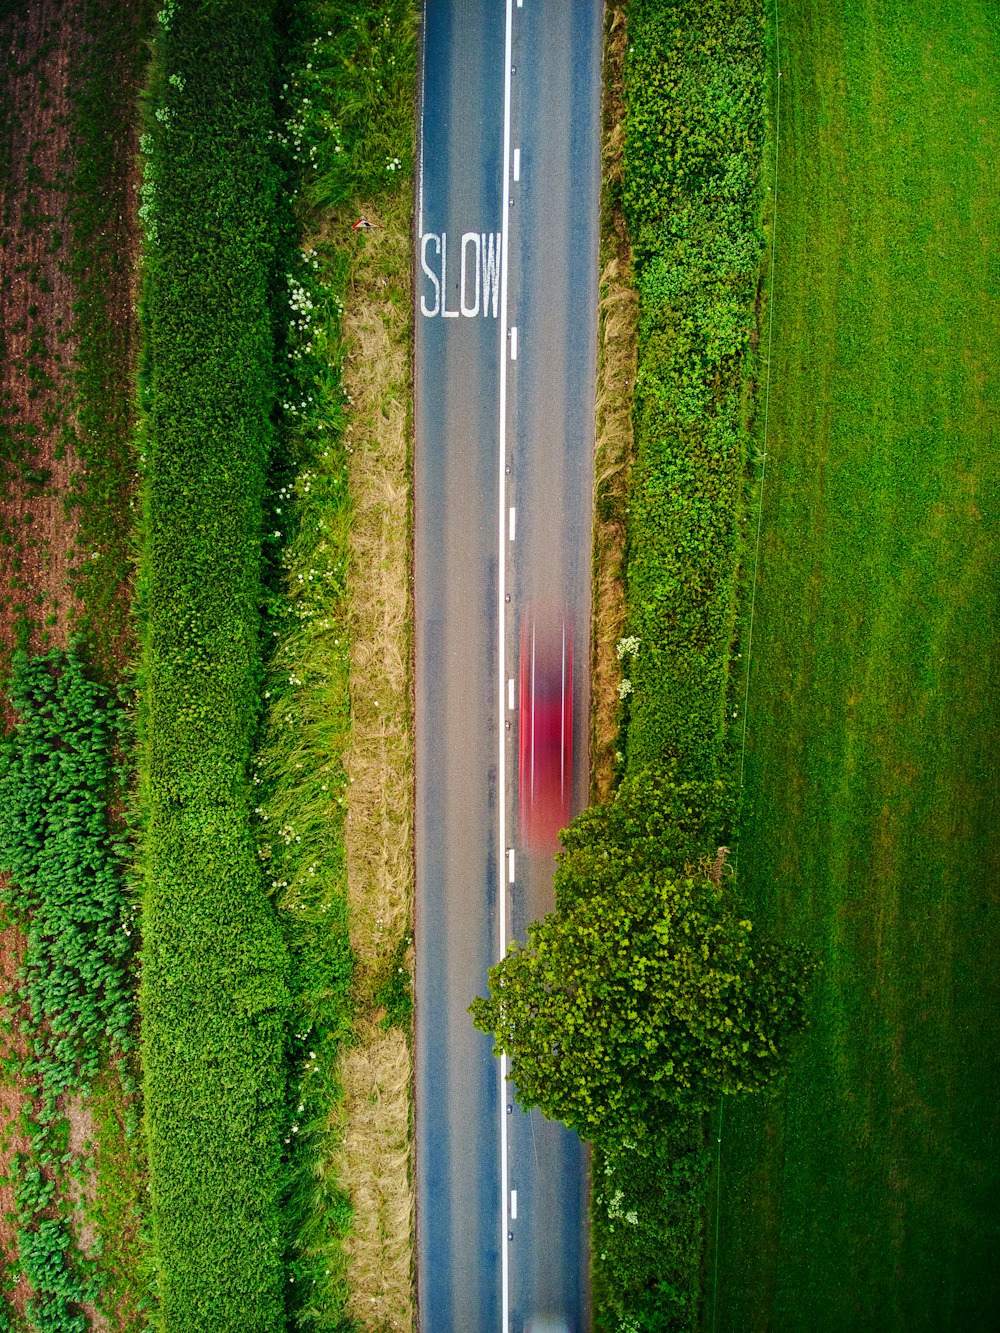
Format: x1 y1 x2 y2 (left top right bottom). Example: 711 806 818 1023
0 0 87 679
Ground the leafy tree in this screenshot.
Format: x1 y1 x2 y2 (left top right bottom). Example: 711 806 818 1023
471 768 816 1143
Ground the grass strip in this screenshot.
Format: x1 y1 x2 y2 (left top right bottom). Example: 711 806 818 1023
135 2 289 1327
251 3 418 1323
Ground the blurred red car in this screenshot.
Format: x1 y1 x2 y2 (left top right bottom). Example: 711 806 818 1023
518 609 573 850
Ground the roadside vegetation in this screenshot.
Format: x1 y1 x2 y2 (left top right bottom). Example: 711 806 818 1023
710 2 1000 1326
590 5 638 803
252 1 418 1326
475 1 806 1328
2 0 419 1326
592 2 774 1323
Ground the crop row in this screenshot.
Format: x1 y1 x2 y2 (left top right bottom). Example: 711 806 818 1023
0 649 133 1330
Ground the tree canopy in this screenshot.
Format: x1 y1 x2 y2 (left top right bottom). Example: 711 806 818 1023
471 767 817 1143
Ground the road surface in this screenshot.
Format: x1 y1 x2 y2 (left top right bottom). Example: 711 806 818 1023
414 1 603 1328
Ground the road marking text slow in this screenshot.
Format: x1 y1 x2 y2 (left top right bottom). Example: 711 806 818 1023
420 230 501 318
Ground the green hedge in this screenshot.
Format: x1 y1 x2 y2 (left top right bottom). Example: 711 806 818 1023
136 2 289 1328
594 1 768 1328
621 0 765 781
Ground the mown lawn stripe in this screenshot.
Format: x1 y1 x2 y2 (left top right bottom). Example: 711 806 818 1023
711 1 1000 1326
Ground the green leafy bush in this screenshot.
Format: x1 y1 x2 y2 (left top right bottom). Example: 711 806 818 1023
0 648 133 1332
590 0 770 1325
473 769 814 1142
621 0 765 780
591 1126 707 1332
135 1 290 1327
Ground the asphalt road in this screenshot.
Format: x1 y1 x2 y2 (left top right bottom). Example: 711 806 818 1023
414 2 603 1329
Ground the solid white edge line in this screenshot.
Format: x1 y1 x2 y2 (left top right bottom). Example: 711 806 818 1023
418 6 428 238
498 1 514 1329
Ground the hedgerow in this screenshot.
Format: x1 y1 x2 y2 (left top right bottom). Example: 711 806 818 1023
591 1 769 1328
0 648 134 1332
620 0 765 781
136 1 289 1327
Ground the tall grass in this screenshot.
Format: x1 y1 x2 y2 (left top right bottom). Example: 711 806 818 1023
252 2 417 1326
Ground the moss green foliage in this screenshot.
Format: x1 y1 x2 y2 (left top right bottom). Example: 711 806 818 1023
620 0 765 779
0 649 133 1332
88 1059 152 1333
474 770 813 1143
373 932 414 1033
292 0 417 214
252 234 358 1321
710 3 1000 1327
135 1 290 1327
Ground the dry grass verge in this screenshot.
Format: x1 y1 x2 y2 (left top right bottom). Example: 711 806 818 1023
338 187 415 1332
590 2 638 803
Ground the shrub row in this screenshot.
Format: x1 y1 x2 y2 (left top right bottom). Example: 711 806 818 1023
620 0 766 781
135 2 289 1328
0 649 133 1331
593 0 768 1328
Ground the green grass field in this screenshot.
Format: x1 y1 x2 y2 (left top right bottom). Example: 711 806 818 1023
708 1 1000 1328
